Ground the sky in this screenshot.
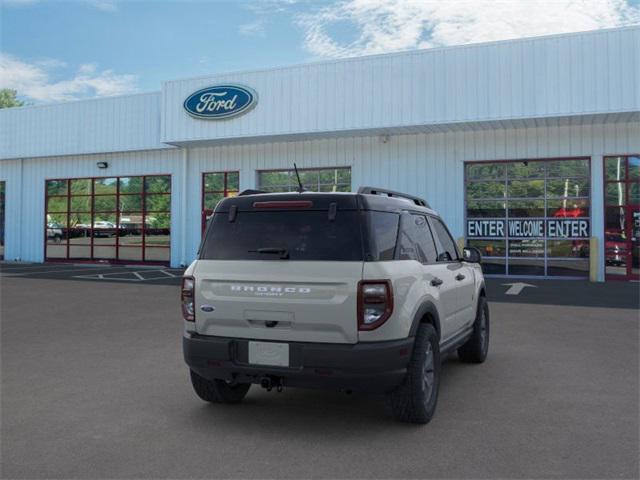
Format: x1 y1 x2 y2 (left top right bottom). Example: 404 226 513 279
1 0 639 104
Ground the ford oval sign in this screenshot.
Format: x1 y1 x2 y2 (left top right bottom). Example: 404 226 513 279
183 84 257 120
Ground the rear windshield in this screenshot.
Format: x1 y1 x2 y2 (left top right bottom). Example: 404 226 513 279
200 210 364 261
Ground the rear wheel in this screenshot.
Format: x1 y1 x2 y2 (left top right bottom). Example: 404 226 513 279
457 296 489 363
189 370 251 404
387 323 441 424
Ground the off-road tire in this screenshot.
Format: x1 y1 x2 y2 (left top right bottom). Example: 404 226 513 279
457 296 489 363
190 370 251 404
387 323 441 424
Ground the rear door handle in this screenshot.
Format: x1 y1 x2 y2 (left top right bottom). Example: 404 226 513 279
431 277 443 287
455 273 466 281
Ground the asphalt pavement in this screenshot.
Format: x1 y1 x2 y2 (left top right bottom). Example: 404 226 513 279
1 264 638 478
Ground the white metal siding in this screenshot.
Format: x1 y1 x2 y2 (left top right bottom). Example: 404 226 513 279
0 149 182 265
0 92 169 160
162 27 640 145
2 120 638 279
181 121 640 277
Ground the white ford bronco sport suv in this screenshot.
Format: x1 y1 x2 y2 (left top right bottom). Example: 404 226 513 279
182 186 489 424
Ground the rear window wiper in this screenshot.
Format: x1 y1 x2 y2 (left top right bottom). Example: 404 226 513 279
248 247 290 259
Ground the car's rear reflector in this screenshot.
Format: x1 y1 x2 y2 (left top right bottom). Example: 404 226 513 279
252 200 313 209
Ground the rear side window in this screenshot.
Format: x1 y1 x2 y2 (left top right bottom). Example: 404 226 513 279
364 211 399 261
200 210 363 261
397 214 438 263
430 217 459 261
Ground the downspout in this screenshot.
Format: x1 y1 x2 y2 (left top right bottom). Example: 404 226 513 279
18 158 24 262
180 148 188 267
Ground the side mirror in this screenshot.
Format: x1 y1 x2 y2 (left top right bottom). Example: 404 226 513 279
463 247 482 264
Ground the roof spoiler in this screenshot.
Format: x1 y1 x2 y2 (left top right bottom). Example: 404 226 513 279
358 186 430 208
238 189 267 196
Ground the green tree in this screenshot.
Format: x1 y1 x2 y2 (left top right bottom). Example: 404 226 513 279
0 89 24 109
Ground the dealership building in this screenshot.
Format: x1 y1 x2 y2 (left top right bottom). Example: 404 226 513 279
0 26 638 281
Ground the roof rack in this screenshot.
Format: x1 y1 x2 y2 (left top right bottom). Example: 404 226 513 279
238 189 267 196
357 186 430 208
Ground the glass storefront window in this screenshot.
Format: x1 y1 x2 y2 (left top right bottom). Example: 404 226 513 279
629 156 640 180
508 200 545 218
546 179 589 198
547 240 589 258
506 161 545 178
465 163 506 180
507 179 545 198
201 171 240 232
466 181 505 199
45 175 171 264
465 158 591 277
606 183 626 206
467 239 506 257
604 155 640 279
258 167 351 193
605 157 626 181
547 159 589 178
547 199 590 218
466 200 506 218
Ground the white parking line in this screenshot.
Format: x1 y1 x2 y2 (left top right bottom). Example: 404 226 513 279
0 266 132 276
72 269 181 282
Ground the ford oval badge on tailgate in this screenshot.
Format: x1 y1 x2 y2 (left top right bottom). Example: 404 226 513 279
200 305 215 312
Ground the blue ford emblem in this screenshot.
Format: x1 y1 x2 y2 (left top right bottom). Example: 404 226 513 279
184 84 257 120
200 305 215 312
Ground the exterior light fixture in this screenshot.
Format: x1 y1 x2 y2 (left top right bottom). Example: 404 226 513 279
97 162 109 169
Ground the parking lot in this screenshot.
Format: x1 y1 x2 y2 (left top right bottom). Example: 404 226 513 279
1 262 638 479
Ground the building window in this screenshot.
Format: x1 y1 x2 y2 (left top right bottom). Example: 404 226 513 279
465 158 591 277
202 171 239 231
257 167 351 193
0 181 4 260
45 175 171 264
604 155 639 280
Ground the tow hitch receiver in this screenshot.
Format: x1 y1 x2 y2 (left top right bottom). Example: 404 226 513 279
260 376 284 392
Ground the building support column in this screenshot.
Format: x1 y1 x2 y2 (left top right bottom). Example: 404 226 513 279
591 155 605 282
180 148 188 267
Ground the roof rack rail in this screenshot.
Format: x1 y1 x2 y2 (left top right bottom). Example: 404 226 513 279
238 189 267 196
357 186 430 208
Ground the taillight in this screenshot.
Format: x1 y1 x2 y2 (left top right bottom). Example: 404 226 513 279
358 280 393 330
181 276 195 322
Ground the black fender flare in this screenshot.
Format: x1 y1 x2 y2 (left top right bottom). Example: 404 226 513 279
409 301 441 339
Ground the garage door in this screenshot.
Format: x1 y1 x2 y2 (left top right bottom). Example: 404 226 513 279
45 175 171 264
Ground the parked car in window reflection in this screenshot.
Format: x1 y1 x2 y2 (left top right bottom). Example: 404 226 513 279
46 222 63 243
93 221 116 237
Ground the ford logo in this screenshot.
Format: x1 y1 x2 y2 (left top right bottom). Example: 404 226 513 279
183 84 257 120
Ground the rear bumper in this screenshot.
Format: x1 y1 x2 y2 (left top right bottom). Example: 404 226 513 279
183 332 414 393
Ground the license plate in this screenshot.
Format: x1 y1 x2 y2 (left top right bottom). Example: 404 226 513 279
248 341 289 367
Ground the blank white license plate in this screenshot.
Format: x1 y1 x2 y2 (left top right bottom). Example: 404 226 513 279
248 341 289 367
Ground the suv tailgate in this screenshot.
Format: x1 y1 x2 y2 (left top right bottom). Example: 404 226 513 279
194 260 362 344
